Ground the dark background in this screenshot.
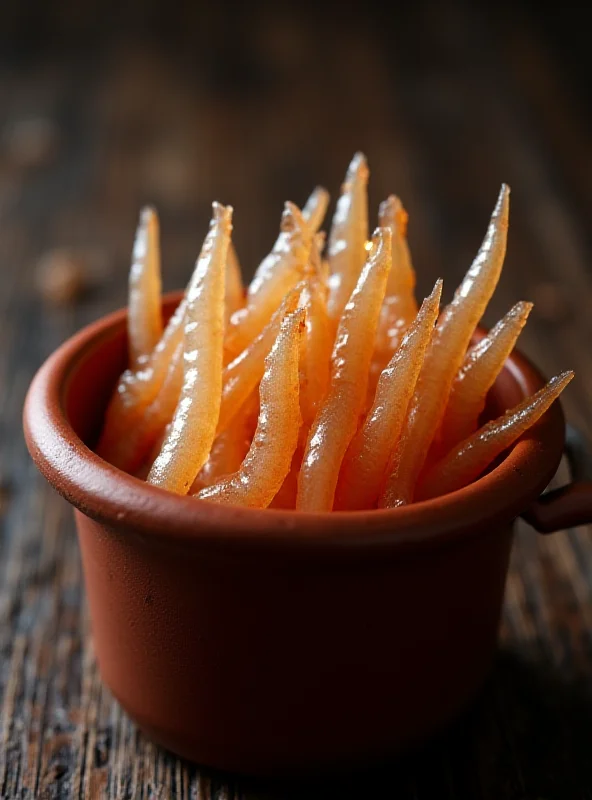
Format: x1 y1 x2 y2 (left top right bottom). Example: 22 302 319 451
0 1 590 292
0 2 591 798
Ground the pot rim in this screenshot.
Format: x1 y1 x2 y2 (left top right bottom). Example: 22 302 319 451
23 292 565 555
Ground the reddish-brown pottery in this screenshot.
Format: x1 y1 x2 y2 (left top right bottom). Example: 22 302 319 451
23 293 592 777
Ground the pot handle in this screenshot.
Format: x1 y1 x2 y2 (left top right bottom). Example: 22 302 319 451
522 425 592 534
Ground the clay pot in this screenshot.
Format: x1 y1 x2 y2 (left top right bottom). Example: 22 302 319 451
23 293 592 777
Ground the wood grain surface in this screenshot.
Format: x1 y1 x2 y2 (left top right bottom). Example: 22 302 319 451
1 2 591 797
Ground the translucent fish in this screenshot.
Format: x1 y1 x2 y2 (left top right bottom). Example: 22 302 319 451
380 185 510 508
297 227 391 511
327 153 369 322
437 300 532 455
224 202 312 360
128 206 163 367
197 310 305 508
147 203 232 494
335 279 442 510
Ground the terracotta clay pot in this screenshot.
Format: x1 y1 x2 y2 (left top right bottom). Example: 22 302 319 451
23 293 592 777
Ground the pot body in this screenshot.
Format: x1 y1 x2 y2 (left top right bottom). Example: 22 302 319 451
75 507 512 775
25 294 571 777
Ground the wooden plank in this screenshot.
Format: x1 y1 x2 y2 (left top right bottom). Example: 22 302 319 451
0 2 591 798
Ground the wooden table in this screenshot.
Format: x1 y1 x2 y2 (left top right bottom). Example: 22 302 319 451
1 2 591 797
